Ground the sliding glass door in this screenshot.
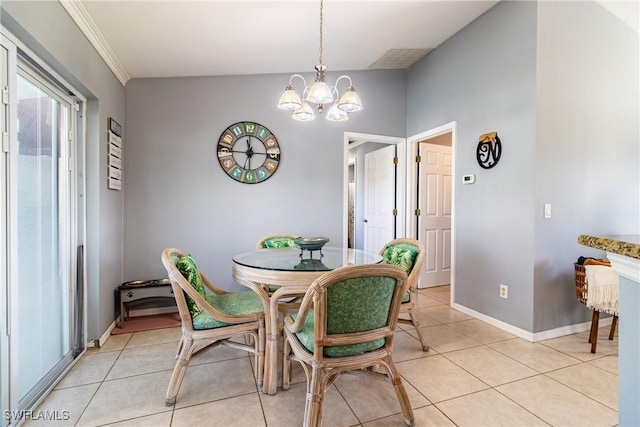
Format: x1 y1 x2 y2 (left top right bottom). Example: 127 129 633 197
1 33 84 426
11 66 74 410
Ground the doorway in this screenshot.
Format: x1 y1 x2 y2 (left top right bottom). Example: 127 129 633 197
407 123 456 302
343 133 405 251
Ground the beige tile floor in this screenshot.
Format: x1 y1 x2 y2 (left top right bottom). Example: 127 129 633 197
29 286 619 426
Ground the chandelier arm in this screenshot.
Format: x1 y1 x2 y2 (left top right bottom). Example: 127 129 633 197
289 74 308 89
334 75 354 92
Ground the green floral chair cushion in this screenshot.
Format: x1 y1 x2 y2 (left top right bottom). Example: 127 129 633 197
191 291 264 330
382 243 419 303
175 254 206 318
293 275 396 357
262 237 298 248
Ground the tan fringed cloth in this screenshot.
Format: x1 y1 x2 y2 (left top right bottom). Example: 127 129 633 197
585 265 619 315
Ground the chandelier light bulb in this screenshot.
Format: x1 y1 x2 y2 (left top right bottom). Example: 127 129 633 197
306 80 334 105
292 101 315 122
277 85 303 111
337 87 363 113
325 102 349 122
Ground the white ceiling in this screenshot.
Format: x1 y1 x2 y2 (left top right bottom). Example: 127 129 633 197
63 0 639 86
64 0 500 84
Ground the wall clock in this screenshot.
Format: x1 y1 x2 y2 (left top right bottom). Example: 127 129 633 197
216 121 281 184
476 132 501 169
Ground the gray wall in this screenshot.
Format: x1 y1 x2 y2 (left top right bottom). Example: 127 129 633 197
123 70 406 290
407 0 538 331
2 1 126 340
534 1 639 332
406 0 638 333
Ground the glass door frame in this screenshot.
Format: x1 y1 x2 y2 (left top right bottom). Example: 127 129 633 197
1 28 87 426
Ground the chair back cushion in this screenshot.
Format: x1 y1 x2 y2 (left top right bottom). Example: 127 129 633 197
261 237 298 248
382 242 419 275
294 275 396 357
175 254 206 318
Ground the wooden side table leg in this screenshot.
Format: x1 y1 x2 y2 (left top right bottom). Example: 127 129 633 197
609 315 618 340
590 310 600 353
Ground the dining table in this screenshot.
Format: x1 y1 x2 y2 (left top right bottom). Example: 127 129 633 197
232 246 383 395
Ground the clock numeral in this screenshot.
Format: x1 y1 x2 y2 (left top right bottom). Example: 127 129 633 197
244 171 255 183
264 159 278 172
221 158 238 172
230 165 242 178
256 126 269 139
244 122 256 135
256 168 268 181
264 136 278 148
217 147 232 158
231 124 244 137
220 132 235 146
267 147 280 160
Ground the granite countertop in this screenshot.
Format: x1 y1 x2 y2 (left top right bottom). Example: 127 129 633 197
578 234 640 260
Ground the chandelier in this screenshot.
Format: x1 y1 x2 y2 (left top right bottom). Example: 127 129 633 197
277 0 363 122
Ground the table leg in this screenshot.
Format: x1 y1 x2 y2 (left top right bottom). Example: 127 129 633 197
262 294 282 395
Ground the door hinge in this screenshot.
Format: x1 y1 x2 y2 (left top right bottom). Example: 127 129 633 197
68 130 73 141
2 132 9 153
2 86 8 105
393 156 398 165
392 209 398 216
415 155 421 163
414 209 420 216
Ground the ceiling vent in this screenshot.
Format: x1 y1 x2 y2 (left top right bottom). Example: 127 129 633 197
369 48 433 70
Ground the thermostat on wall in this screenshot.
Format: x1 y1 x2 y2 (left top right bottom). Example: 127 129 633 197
462 174 476 184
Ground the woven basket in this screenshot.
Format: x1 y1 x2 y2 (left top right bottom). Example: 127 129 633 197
574 263 588 304
574 260 611 305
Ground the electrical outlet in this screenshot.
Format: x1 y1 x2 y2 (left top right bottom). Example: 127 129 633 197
500 284 508 299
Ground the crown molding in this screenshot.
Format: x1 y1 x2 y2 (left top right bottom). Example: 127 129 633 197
59 0 130 86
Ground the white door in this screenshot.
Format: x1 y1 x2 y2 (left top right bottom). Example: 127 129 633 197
363 145 395 253
418 142 452 288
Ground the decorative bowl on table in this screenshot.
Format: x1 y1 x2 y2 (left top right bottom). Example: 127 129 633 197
294 237 329 251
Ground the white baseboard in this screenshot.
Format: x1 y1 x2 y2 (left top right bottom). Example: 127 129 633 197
87 319 116 348
452 303 613 342
87 306 178 348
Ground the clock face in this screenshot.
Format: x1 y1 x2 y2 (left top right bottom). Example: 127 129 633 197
216 121 280 184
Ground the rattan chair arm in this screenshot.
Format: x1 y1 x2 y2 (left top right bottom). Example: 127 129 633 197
170 270 262 324
200 272 229 295
281 286 315 333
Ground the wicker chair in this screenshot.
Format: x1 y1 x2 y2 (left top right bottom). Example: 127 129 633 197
281 264 414 427
161 248 266 406
379 238 428 351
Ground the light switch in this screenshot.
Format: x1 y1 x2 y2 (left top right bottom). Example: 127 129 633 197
544 203 551 219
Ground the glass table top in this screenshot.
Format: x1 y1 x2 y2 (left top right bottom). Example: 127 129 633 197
232 247 382 272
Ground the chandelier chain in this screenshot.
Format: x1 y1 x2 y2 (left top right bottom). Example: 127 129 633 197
318 0 324 66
